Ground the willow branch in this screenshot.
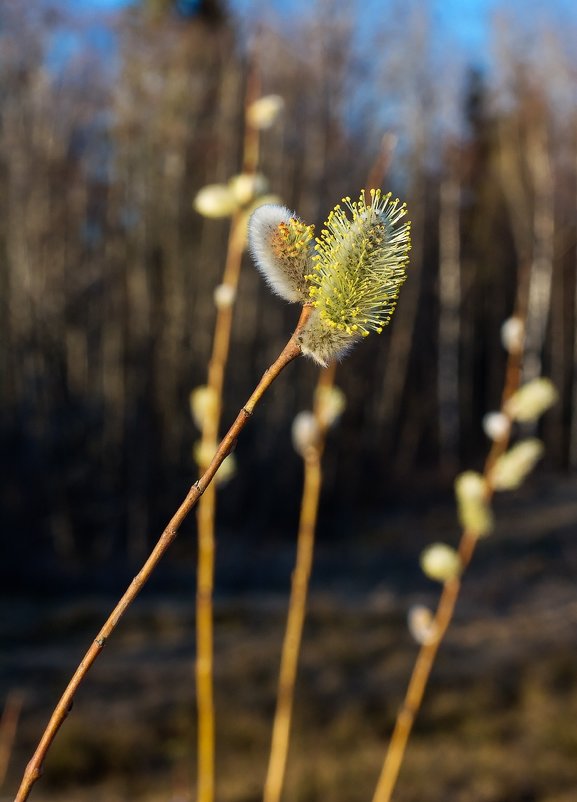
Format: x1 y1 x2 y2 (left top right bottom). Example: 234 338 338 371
371 311 526 802
195 61 262 802
14 305 312 802
263 364 336 802
263 143 397 802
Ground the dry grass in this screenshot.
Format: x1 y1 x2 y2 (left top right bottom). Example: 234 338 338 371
3 478 577 802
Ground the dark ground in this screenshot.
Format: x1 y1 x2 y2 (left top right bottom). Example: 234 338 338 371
2 474 577 802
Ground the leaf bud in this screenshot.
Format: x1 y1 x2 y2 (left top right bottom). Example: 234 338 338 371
408 605 438 645
420 543 462 583
504 378 558 423
500 316 524 354
193 184 238 218
490 439 544 491
247 94 284 129
314 385 346 428
190 386 218 429
482 411 510 442
454 471 493 537
291 411 320 459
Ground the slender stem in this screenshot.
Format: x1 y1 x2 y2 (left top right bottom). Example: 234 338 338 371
371 312 525 802
195 216 245 802
263 455 321 802
370 558 470 802
195 63 262 802
263 364 336 802
14 305 312 802
196 473 217 802
264 144 394 802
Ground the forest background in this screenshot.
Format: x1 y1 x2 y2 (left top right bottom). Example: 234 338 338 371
1 1 577 800
2 0 577 572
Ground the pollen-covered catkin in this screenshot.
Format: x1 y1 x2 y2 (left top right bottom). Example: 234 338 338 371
299 189 411 365
247 205 314 303
248 190 411 366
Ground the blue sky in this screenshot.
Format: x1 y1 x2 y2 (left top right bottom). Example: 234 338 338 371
225 0 577 69
64 0 504 65
57 0 577 61
50 0 577 85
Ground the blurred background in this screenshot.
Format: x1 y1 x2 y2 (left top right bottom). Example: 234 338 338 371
1 1 577 800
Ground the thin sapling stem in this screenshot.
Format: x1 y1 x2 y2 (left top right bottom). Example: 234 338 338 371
14 304 312 802
371 311 527 802
195 62 262 802
263 364 336 802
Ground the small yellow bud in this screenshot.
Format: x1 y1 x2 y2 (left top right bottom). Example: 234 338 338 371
190 386 218 429
420 543 461 583
314 385 346 428
408 605 438 645
490 438 544 491
291 411 320 459
500 316 524 354
193 441 236 485
455 471 486 500
454 471 493 537
504 378 558 423
193 184 238 218
247 94 284 129
482 411 510 442
213 283 236 309
214 453 237 485
228 173 268 206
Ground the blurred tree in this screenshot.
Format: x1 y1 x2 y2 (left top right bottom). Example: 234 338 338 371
143 0 226 24
0 0 575 577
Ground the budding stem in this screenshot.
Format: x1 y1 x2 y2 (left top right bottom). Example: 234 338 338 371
371 308 526 802
14 304 313 802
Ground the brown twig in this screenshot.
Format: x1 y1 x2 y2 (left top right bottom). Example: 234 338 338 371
14 305 312 802
195 61 262 802
263 364 336 802
371 304 527 802
264 143 397 802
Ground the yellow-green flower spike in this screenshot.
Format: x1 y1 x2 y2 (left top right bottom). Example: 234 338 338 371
489 439 544 491
454 471 493 537
193 183 238 218
504 378 558 423
299 189 411 365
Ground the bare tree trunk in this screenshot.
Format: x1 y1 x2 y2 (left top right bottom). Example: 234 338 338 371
372 7 429 464
437 154 461 468
570 131 577 468
496 117 532 268
523 117 554 383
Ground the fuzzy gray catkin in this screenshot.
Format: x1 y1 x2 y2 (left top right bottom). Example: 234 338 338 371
248 189 411 365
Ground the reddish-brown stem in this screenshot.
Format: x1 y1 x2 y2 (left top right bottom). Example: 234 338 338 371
14 305 312 802
371 309 526 802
